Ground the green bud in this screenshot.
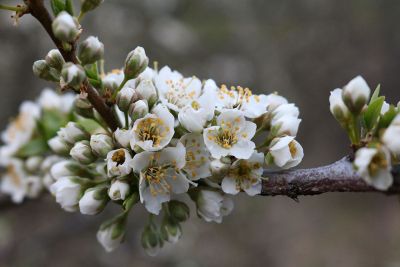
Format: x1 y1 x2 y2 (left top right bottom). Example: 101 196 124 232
45 49 65 71
81 0 104 14
52 11 81 42
32 60 60 82
116 86 138 112
160 219 182 243
61 62 86 90
168 200 190 222
129 99 149 121
78 36 104 65
124 46 149 80
141 225 163 257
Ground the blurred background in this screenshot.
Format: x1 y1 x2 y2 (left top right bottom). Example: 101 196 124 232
1 0 400 266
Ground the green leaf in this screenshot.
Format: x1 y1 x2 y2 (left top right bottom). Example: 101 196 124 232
370 84 381 103
363 96 385 131
16 138 49 158
77 118 102 134
378 104 397 129
38 109 70 140
50 0 74 16
65 0 75 15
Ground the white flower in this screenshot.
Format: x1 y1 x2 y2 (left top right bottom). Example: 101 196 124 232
265 93 288 111
106 149 132 177
180 133 211 180
79 186 108 215
131 104 175 152
203 81 269 118
108 180 130 201
381 101 390 115
25 176 43 198
272 103 299 121
354 147 393 190
38 89 74 113
178 89 215 133
204 109 256 159
135 79 157 104
0 159 28 203
268 136 304 169
271 115 301 137
130 143 190 215
102 69 124 90
114 128 131 148
195 190 234 223
50 177 85 212
155 66 202 112
342 76 371 113
97 221 125 252
329 88 350 120
221 152 264 196
382 114 400 155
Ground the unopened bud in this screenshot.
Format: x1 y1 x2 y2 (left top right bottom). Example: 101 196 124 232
141 225 163 257
48 135 72 155
58 122 89 144
129 99 148 121
113 128 131 148
168 200 190 222
52 11 81 42
33 60 59 82
97 215 126 252
160 219 182 243
79 185 108 215
61 63 86 90
45 49 65 71
116 86 137 112
136 79 157 107
74 97 94 118
108 180 130 201
70 140 96 164
25 156 43 173
78 36 104 65
81 0 104 13
329 88 350 122
342 76 370 114
124 46 149 80
90 134 114 158
210 158 230 176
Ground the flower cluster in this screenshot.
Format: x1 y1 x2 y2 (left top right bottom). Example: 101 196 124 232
329 76 400 190
0 7 304 255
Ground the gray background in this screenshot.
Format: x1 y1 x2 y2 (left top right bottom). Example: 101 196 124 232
1 0 400 266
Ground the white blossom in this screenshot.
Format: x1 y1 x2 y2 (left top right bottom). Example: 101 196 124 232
50 177 85 212
114 128 132 148
195 189 234 223
37 89 74 113
221 152 264 196
0 159 28 203
354 147 393 190
131 104 175 152
265 93 288 111
130 143 190 215
106 149 132 177
204 109 256 159
268 136 304 169
271 115 301 137
180 133 211 180
382 114 400 155
108 180 130 201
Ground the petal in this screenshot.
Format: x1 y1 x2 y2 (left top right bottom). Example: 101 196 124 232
221 176 240 195
230 140 255 159
243 181 262 196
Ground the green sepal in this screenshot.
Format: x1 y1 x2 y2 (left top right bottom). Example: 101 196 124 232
378 104 397 130
363 95 385 131
50 0 74 16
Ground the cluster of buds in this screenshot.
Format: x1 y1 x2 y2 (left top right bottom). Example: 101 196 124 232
329 76 400 189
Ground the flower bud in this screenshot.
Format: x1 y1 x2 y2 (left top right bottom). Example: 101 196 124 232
106 149 132 177
90 134 114 158
45 49 65 71
160 219 182 243
48 136 72 155
61 63 86 90
195 189 234 223
267 136 304 169
271 115 301 137
168 200 190 222
329 88 350 122
265 93 288 111
342 76 371 114
58 122 89 144
74 97 94 118
129 99 149 121
79 185 108 215
135 79 157 106
97 215 126 252
70 140 96 164
382 114 400 155
114 128 131 148
25 156 43 173
32 60 60 82
52 11 81 42
50 160 87 180
124 46 149 80
81 0 104 13
116 86 137 112
108 180 130 201
78 36 104 65
141 225 163 257
50 176 90 212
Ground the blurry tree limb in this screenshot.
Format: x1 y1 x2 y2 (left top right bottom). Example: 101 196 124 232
24 0 120 131
261 157 400 199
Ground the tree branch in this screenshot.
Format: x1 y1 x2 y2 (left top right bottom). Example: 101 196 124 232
24 0 120 131
261 156 400 199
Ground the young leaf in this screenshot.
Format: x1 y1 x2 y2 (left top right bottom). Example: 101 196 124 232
363 96 384 131
378 104 397 129
370 84 381 104
16 138 49 158
50 0 66 16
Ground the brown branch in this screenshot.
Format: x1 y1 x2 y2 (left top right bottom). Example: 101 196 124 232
24 0 120 131
261 157 400 199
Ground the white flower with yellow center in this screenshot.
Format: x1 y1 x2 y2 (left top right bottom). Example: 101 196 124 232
354 146 393 190
180 133 211 181
131 104 175 152
221 152 264 196
203 81 269 118
204 109 256 159
154 66 202 112
0 159 28 203
106 149 132 177
268 136 304 169
178 89 215 133
38 88 74 113
130 143 190 215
